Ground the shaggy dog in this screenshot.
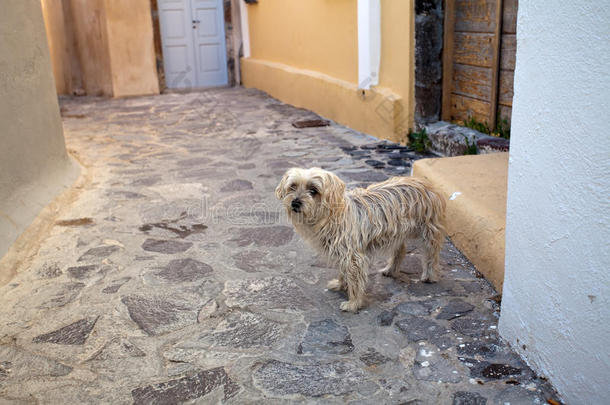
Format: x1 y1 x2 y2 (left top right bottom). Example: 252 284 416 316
276 167 446 312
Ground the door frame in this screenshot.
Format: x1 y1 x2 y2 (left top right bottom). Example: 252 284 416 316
150 0 239 91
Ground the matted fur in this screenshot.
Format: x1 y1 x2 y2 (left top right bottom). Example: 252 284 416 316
276 167 446 312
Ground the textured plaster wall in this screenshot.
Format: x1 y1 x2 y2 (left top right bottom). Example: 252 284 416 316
40 0 159 97
499 3 610 404
40 0 71 94
0 1 79 261
104 0 160 97
69 0 114 96
242 0 415 142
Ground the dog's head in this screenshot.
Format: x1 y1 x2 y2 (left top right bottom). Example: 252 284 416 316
275 167 345 225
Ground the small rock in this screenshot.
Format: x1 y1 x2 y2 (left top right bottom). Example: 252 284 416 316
141 239 193 254
387 158 407 166
33 317 99 345
78 245 120 262
223 277 311 310
451 314 495 337
394 300 436 317
67 264 98 279
199 312 283 348
377 310 395 326
298 319 354 355
132 367 239 404
365 159 385 168
37 263 62 279
395 315 446 343
121 295 199 336
436 299 475 320
456 340 499 358
452 391 488 405
102 277 131 294
156 258 213 282
197 300 218 322
254 360 365 397
360 348 391 366
220 179 253 192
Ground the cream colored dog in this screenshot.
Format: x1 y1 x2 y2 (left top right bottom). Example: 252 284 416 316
276 167 446 312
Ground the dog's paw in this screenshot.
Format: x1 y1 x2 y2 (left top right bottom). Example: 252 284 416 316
327 279 344 291
339 300 360 313
420 274 438 283
380 266 395 277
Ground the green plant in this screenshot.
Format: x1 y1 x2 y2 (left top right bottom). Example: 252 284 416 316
463 135 478 155
464 116 491 134
408 128 430 153
462 115 511 139
495 117 511 139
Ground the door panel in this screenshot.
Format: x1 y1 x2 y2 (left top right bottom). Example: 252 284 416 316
158 0 197 88
442 0 518 127
191 0 228 86
159 0 227 89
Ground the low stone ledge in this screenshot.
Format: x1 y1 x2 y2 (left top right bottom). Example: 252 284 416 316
412 153 509 292
425 121 510 157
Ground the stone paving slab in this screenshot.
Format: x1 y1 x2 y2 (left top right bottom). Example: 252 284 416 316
0 88 560 404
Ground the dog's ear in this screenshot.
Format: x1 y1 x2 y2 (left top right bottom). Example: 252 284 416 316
275 169 294 200
320 170 346 210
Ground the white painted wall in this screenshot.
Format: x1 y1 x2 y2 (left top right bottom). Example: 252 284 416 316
499 3 610 404
239 0 250 58
357 0 380 89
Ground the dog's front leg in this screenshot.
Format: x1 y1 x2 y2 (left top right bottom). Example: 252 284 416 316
339 255 368 313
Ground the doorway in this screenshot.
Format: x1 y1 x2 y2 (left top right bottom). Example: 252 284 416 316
158 0 228 89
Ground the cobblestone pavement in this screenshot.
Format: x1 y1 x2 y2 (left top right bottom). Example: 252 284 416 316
0 88 559 404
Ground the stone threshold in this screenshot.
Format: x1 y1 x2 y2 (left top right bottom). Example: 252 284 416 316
425 121 510 157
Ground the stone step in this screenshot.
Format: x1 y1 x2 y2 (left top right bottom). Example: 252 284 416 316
413 153 508 291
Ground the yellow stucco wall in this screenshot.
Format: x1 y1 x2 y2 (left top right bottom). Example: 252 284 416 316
248 0 358 84
241 0 414 142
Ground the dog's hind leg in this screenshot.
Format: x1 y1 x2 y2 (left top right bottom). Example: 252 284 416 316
340 255 368 312
380 244 406 278
327 275 346 291
420 225 443 283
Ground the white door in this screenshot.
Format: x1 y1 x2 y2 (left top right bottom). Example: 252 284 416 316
158 0 228 89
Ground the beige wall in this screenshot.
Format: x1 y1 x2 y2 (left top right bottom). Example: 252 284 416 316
241 0 414 142
105 0 160 97
0 1 79 262
40 0 159 97
70 0 114 96
41 0 71 94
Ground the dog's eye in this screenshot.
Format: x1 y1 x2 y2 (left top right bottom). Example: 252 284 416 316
288 184 297 191
309 188 318 196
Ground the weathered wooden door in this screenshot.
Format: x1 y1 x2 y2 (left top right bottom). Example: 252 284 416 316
442 0 518 128
158 0 227 89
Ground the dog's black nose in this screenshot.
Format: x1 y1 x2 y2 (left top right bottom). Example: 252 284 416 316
291 198 302 212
